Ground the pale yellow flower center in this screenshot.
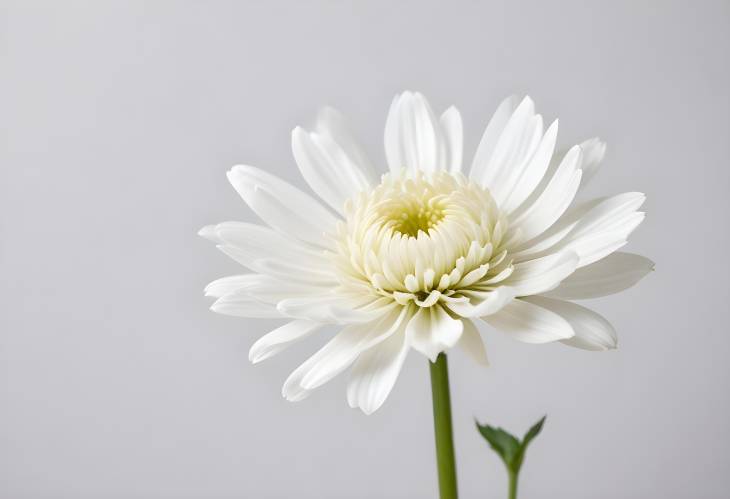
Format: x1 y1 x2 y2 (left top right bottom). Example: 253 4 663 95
332 171 516 308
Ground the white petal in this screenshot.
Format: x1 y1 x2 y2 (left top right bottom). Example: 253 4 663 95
277 295 394 324
249 320 323 363
524 296 617 350
406 305 464 362
545 252 654 300
440 106 463 173
226 165 338 247
469 95 520 181
384 91 446 174
474 97 544 206
457 319 489 366
444 286 516 318
483 298 574 344
512 193 646 267
282 313 398 402
250 257 338 286
576 138 606 188
292 124 373 213
499 120 559 214
298 307 408 391
205 222 327 272
505 251 579 297
204 275 255 298
198 225 220 243
315 106 379 182
347 328 409 414
210 293 282 318
205 274 323 308
508 146 583 243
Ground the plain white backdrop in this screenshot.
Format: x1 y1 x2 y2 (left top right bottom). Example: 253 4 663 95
2 1 729 498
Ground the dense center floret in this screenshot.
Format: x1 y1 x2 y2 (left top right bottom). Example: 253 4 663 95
377 186 447 237
333 171 516 308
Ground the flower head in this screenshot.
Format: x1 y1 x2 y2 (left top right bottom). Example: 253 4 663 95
200 92 653 414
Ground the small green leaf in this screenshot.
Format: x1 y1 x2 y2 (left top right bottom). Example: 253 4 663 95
477 416 547 499
476 415 547 474
475 422 521 467
513 415 546 471
522 415 546 447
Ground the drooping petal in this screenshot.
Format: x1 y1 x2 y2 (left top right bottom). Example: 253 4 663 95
249 320 324 363
505 251 579 297
277 295 395 324
347 324 410 414
440 106 463 173
406 305 464 362
444 286 516 318
292 122 374 213
226 165 338 247
524 296 617 350
384 91 447 174
483 298 574 344
469 95 520 181
544 252 654 300
457 318 489 365
290 307 408 393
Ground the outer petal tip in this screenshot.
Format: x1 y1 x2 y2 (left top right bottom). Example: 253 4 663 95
198 225 219 242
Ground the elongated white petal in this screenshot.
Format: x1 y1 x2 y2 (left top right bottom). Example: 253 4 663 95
577 138 606 187
204 275 255 298
384 91 446 174
203 222 327 272
277 295 395 325
499 120 559 214
297 307 408 391
470 95 520 181
210 293 282 318
227 165 338 246
475 98 543 205
505 251 579 297
508 146 583 243
445 286 516 318
545 252 654 300
292 125 373 213
513 193 646 266
198 225 220 243
315 106 379 183
251 258 338 286
524 296 617 350
249 320 323 363
406 305 463 361
347 327 410 414
457 318 489 365
483 298 574 343
440 106 463 173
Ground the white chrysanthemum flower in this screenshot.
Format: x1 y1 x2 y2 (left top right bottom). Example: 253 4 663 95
200 92 653 414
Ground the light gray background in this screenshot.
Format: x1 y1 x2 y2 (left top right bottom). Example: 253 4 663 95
2 1 729 498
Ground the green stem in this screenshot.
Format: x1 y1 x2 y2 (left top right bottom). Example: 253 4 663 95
429 353 458 499
508 470 518 499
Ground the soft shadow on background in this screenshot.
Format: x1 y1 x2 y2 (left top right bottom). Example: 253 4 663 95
2 1 729 498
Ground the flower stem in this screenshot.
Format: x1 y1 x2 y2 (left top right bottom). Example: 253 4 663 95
429 353 458 499
508 470 518 499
